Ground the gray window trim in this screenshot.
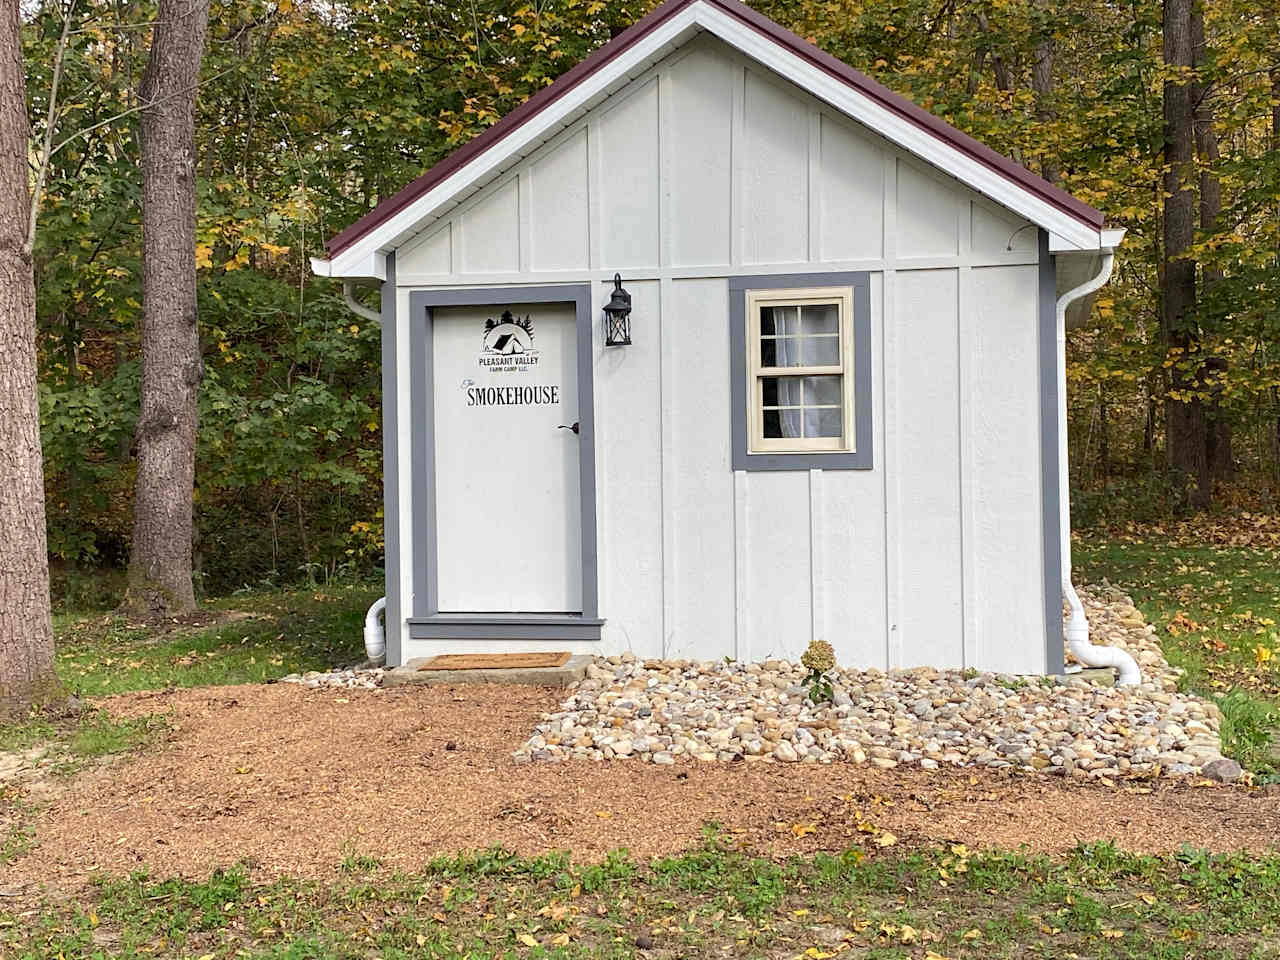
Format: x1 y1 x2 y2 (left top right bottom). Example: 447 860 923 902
728 272 873 471
406 284 600 637
1037 230 1066 674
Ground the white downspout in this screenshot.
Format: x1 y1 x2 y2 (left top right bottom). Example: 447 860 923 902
343 280 381 326
339 277 386 665
1056 250 1141 686
363 596 387 663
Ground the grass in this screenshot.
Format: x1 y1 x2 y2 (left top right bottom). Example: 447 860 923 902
50 582 379 697
4 838 1280 958
0 709 167 767
1075 536 1280 779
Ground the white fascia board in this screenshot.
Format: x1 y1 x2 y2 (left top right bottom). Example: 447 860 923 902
1100 227 1126 250
1049 226 1126 256
318 247 388 281
320 7 703 278
693 4 1104 251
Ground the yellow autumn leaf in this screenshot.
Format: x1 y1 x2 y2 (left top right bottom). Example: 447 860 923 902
874 831 897 847
961 928 982 940
551 933 570 947
792 821 817 838
1255 645 1273 665
803 949 836 959
518 933 539 947
1101 928 1125 939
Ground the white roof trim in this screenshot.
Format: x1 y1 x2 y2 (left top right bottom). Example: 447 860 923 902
313 0 1108 279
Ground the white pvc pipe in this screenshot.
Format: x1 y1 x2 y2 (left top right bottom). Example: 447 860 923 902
343 280 382 325
1056 252 1141 686
363 596 387 663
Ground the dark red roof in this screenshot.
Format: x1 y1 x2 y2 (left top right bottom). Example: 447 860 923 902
325 0 1103 257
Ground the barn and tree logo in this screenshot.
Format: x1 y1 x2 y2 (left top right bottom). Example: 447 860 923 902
478 310 539 372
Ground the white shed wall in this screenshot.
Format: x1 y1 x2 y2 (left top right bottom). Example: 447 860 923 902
392 35 1050 673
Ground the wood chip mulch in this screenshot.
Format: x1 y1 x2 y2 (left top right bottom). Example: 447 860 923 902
8 683 1280 888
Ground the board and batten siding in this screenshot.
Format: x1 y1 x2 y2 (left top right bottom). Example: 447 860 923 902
391 34 1053 674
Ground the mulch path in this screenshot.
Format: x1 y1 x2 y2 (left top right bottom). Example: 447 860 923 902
8 683 1280 888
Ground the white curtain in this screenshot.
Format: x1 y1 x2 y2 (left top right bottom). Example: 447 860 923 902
774 308 803 438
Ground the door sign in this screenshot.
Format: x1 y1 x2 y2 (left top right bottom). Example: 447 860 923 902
479 310 539 372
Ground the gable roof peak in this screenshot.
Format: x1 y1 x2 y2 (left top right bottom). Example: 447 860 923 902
317 0 1107 275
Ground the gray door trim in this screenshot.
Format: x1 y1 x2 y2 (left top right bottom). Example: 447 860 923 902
408 613 605 641
1037 230 1065 674
407 284 600 627
728 272 873 470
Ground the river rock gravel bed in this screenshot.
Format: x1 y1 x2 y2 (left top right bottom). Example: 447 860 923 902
516 587 1238 781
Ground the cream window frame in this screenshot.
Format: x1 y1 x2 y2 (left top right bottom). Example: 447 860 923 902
745 286 856 454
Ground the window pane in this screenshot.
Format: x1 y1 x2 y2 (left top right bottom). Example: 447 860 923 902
801 335 840 366
761 409 804 438
761 376 778 406
803 375 841 406
761 304 799 336
804 408 842 438
800 303 839 335
760 337 776 367
763 336 804 367
761 376 805 406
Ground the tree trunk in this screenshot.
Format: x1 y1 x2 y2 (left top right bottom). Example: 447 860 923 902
1030 0 1058 184
1162 0 1210 510
1191 4 1222 288
0 0 60 717
121 0 211 619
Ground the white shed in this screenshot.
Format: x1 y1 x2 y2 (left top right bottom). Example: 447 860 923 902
314 0 1135 682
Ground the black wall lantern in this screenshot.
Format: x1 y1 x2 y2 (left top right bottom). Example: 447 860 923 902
603 273 632 347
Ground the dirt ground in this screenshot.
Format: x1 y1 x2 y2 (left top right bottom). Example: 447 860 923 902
7 682 1280 889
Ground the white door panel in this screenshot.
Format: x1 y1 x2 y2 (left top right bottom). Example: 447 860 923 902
432 302 582 612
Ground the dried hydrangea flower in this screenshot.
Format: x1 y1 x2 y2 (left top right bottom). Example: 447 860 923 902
801 639 836 674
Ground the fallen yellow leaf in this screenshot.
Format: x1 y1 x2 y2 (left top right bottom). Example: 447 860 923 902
518 933 539 947
551 932 570 947
874 831 897 847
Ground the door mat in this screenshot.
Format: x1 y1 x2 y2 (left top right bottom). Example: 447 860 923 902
417 652 573 671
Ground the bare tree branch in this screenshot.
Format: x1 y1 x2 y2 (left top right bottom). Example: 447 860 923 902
46 65 234 162
24 0 76 257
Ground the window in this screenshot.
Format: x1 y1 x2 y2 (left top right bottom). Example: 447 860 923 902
746 287 855 454
728 272 871 472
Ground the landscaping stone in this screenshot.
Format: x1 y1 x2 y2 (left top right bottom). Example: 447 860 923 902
279 667 384 690
1200 757 1244 783
514 587 1235 781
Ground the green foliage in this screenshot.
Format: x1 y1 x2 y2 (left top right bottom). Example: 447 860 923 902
22 0 1280 595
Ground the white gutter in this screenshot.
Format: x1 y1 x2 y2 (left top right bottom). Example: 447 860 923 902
1055 244 1141 686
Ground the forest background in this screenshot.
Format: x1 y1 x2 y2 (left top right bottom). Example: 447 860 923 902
26 0 1280 603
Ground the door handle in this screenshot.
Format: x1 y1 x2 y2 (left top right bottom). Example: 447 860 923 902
557 421 580 435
